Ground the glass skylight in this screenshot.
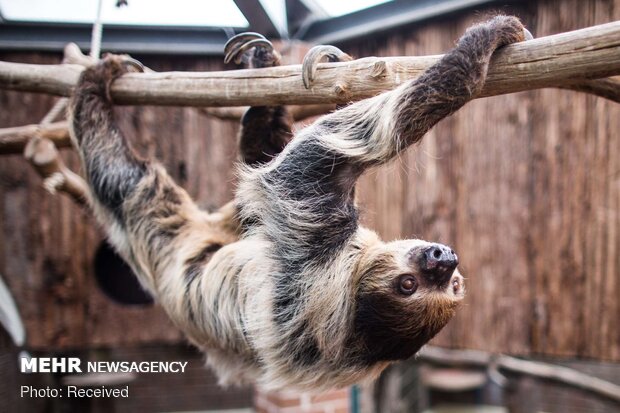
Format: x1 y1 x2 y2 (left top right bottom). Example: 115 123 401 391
0 0 249 27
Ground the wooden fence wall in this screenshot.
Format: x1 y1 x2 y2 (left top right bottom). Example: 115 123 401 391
0 0 618 362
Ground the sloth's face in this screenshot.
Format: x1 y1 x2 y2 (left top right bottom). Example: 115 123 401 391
352 239 465 364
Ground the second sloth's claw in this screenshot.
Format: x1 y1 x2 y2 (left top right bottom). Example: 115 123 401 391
224 32 267 55
224 32 274 65
302 45 353 89
225 39 274 65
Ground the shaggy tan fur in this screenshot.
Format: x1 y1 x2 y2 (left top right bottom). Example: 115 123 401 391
68 16 528 390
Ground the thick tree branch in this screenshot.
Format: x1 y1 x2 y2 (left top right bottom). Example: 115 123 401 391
23 137 89 206
0 104 337 154
419 346 620 404
0 22 619 106
1 23 619 155
561 76 620 103
18 43 92 206
0 121 72 154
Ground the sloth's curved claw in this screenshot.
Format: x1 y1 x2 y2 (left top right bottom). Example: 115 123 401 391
523 28 534 41
121 56 145 73
302 45 353 89
224 32 274 65
224 32 266 56
232 39 274 65
101 53 145 73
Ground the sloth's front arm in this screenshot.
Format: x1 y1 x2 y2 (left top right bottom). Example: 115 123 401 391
237 15 528 389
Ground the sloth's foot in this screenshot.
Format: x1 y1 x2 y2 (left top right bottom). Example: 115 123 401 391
82 54 144 101
224 32 281 68
99 53 145 74
486 15 534 46
301 45 352 89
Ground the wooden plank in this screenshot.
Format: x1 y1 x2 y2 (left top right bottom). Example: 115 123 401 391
0 121 71 153
0 21 619 106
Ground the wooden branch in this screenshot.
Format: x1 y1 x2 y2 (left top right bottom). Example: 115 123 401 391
0 103 338 155
23 137 89 206
1 22 620 106
561 76 620 103
0 121 71 154
419 346 620 404
0 103 336 155
63 42 96 67
35 43 96 127
497 355 620 403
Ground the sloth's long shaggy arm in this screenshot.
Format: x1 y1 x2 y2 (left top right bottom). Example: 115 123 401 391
235 16 527 387
68 58 240 337
240 16 527 269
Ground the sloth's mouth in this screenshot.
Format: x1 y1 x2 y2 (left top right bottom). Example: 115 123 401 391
450 275 464 297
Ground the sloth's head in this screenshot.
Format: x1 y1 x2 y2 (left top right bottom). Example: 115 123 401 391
352 239 465 363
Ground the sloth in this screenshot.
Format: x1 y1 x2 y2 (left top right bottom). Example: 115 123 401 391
68 16 529 390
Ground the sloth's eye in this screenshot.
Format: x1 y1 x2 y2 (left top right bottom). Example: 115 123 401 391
397 275 417 295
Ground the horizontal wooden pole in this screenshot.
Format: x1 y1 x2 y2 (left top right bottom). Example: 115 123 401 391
0 104 341 154
0 121 71 154
24 136 88 206
0 22 619 107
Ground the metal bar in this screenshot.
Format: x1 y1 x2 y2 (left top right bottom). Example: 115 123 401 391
301 0 498 44
0 22 234 55
233 0 287 38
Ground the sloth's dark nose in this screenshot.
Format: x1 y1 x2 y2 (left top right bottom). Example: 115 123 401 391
421 244 458 285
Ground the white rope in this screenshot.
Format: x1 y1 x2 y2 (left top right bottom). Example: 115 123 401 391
39 0 105 126
40 99 68 125
90 0 105 59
